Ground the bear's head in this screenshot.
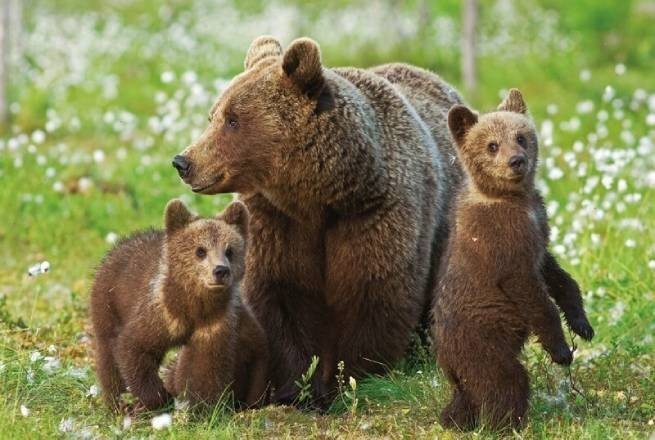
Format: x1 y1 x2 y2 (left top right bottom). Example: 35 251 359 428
447 89 538 196
163 199 248 294
172 36 333 196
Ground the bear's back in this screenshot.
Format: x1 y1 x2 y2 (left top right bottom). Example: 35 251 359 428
90 229 164 336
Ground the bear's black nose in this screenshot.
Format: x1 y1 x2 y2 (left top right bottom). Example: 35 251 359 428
508 155 526 171
172 155 191 177
213 265 230 282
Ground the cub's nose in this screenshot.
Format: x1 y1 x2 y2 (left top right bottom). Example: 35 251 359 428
213 265 230 283
172 155 191 178
508 155 526 171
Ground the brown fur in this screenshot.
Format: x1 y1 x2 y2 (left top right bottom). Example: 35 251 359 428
174 36 464 404
89 200 268 411
432 89 593 431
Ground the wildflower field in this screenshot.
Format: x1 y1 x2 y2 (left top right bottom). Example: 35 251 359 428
1 0 654 438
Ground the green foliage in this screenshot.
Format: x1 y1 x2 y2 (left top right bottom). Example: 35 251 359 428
294 355 320 407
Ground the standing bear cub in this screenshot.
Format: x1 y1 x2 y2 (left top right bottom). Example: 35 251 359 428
90 199 268 412
432 89 593 430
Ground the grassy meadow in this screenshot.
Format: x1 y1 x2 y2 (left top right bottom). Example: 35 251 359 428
1 0 654 437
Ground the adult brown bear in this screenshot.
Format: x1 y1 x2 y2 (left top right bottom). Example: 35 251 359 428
173 36 463 403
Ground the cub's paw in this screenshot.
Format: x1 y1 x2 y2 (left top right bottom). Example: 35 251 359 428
568 317 595 341
550 345 573 366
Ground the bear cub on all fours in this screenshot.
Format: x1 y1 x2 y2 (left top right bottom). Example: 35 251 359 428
90 199 269 413
432 89 594 431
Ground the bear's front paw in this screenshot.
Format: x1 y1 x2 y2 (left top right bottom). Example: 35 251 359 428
568 316 594 341
550 345 573 366
139 387 173 411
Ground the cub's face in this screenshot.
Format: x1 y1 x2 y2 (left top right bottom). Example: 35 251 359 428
163 200 248 294
463 112 537 183
448 89 538 194
173 36 331 195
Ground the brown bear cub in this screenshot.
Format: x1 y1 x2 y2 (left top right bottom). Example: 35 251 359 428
90 199 268 412
432 89 593 430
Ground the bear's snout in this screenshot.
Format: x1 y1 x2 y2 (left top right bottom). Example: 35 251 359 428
172 155 191 178
508 154 527 174
213 265 231 284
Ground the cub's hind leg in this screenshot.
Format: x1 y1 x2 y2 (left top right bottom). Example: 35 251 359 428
95 337 125 411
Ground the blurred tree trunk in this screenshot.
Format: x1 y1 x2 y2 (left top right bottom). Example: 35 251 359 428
10 0 21 64
462 0 478 94
418 0 431 33
0 0 10 123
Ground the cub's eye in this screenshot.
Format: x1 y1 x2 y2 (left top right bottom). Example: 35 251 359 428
516 134 526 146
225 247 233 260
487 142 499 153
195 247 207 259
226 117 239 129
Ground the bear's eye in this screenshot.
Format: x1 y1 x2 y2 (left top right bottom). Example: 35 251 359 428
516 134 526 146
487 142 499 153
226 117 239 130
225 247 233 260
195 247 207 259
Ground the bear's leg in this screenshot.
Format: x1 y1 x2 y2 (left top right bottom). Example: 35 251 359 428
440 387 476 430
95 337 124 411
246 282 325 405
542 251 594 340
244 352 269 408
500 277 572 366
474 358 530 431
115 333 172 410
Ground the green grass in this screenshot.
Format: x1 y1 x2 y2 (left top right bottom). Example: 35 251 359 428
1 0 654 438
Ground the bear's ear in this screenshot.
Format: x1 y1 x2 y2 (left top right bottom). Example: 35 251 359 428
448 105 478 146
220 201 249 239
244 35 283 70
497 88 528 114
282 37 325 100
164 199 194 233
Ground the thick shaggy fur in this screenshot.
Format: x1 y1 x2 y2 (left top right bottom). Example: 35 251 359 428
90 200 268 411
174 36 464 403
432 90 593 431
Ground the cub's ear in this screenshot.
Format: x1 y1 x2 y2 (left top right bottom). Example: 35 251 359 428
164 199 195 233
220 201 249 239
497 88 528 114
448 105 478 146
244 35 283 70
282 37 325 99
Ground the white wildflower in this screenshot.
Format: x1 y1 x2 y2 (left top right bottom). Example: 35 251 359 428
105 232 119 244
548 167 564 180
603 85 615 102
151 413 173 430
576 100 594 114
43 356 61 373
93 150 105 163
609 302 626 325
122 416 132 430
31 130 46 144
86 384 100 398
59 417 74 433
614 63 626 75
579 69 591 81
161 71 175 84
77 177 93 193
20 405 30 417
